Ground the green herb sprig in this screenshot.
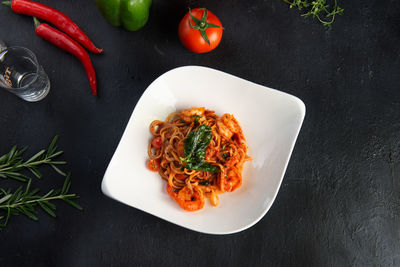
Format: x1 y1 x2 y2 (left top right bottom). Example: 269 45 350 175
0 173 82 229
0 136 66 182
282 0 344 27
0 136 82 230
180 125 220 172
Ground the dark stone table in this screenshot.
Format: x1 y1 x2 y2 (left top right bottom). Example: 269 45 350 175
0 0 399 266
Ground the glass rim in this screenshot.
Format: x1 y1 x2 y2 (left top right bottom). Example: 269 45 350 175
0 46 40 90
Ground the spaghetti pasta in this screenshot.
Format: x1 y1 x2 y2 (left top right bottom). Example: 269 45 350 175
147 107 251 211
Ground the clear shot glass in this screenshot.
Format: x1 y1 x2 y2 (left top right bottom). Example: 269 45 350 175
0 46 50 102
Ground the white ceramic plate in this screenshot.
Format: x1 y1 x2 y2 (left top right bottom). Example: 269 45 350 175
102 66 305 235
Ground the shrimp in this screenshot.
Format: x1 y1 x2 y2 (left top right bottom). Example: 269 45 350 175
180 107 205 122
166 184 204 211
216 113 240 140
222 168 242 192
224 154 240 167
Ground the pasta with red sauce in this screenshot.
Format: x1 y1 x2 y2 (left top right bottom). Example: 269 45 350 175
147 107 251 211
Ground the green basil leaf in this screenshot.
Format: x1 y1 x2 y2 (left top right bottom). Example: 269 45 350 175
185 161 220 173
183 125 212 160
181 125 220 173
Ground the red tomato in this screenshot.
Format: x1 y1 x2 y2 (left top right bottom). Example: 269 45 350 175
147 159 160 172
178 8 223 53
151 136 162 149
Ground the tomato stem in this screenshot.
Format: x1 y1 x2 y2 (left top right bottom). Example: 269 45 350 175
188 8 223 46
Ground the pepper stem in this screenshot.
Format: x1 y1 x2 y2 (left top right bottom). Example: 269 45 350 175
2 1 12 7
33 17 41 29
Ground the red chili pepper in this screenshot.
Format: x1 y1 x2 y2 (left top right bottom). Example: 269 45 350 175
2 0 103 54
34 18 97 96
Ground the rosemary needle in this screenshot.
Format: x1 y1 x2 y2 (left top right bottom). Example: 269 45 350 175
0 173 82 229
0 135 66 182
0 136 82 229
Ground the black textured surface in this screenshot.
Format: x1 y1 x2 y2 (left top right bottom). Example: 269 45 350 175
1 0 400 266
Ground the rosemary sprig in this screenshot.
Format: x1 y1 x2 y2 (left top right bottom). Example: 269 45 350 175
282 0 344 27
0 173 82 229
0 135 66 182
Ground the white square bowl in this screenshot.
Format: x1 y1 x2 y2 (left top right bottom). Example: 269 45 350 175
102 66 305 234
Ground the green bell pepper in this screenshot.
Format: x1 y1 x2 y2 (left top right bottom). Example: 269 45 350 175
95 0 152 31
